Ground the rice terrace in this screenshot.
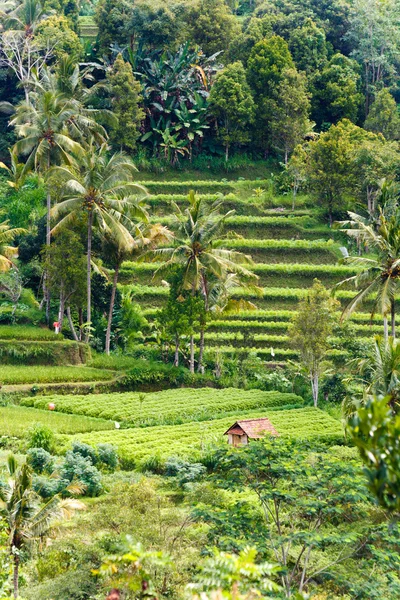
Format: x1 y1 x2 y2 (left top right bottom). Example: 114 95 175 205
0 0 399 598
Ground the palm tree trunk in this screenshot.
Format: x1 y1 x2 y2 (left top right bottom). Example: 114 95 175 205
44 159 52 324
189 335 195 373
384 315 388 341
66 306 79 342
13 554 19 599
105 263 119 355
58 289 65 329
198 327 205 373
85 211 93 344
174 333 179 367
391 300 396 339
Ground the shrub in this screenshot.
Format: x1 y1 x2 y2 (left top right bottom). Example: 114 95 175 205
97 443 118 470
27 447 54 474
60 451 102 496
165 456 206 486
26 423 55 452
32 475 66 499
71 440 98 464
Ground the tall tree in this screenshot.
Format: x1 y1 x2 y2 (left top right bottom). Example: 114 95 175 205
51 142 147 342
107 53 144 152
289 279 340 407
186 0 239 57
346 0 400 114
365 88 400 140
209 61 255 161
288 19 328 75
0 455 81 599
310 53 363 127
269 67 312 164
152 191 255 372
247 35 294 152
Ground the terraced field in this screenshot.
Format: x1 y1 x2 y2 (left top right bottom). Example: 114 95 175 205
118 178 385 363
60 406 343 468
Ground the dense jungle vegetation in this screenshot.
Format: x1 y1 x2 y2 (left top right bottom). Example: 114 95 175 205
0 0 400 598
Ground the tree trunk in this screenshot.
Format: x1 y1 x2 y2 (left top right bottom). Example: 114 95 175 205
85 211 93 344
58 289 65 329
44 150 51 325
292 186 297 212
391 299 396 340
78 308 83 341
189 335 195 373
225 143 229 163
66 306 79 342
13 554 19 599
311 372 319 408
174 334 179 367
198 327 205 373
384 315 388 342
105 263 119 355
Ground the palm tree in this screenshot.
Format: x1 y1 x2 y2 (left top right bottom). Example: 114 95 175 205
335 208 400 340
0 211 26 271
51 142 147 342
102 222 172 354
344 335 400 416
153 191 256 372
1 0 44 36
0 455 81 599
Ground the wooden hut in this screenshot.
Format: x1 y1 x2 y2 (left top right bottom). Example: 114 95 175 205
224 417 278 447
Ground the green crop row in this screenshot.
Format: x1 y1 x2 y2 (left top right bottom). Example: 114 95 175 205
119 261 359 288
207 319 384 337
0 366 115 385
61 407 343 468
0 406 114 437
138 180 236 195
0 325 59 340
22 388 301 427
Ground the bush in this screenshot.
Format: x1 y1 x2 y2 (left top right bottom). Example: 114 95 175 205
27 447 54 474
97 443 118 470
71 440 98 464
32 475 66 499
60 451 102 496
165 456 206 486
26 423 55 452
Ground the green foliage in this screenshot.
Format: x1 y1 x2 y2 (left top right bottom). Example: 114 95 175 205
26 423 55 452
27 447 54 474
350 395 400 512
35 15 82 61
60 450 102 496
365 88 400 140
288 18 328 74
289 279 340 406
185 0 239 57
209 61 255 159
107 54 144 152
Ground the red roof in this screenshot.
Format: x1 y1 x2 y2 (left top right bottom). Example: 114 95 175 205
224 418 279 438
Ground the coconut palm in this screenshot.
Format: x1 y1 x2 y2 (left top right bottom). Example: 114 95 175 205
152 191 256 372
0 455 82 599
344 335 400 416
0 210 26 271
51 142 147 342
102 222 172 354
335 208 400 340
0 0 44 36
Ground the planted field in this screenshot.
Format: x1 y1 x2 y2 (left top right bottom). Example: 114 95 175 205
0 365 115 385
22 388 302 427
63 407 344 467
0 325 60 340
0 406 114 436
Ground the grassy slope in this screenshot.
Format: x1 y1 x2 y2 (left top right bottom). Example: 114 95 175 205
0 366 115 385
